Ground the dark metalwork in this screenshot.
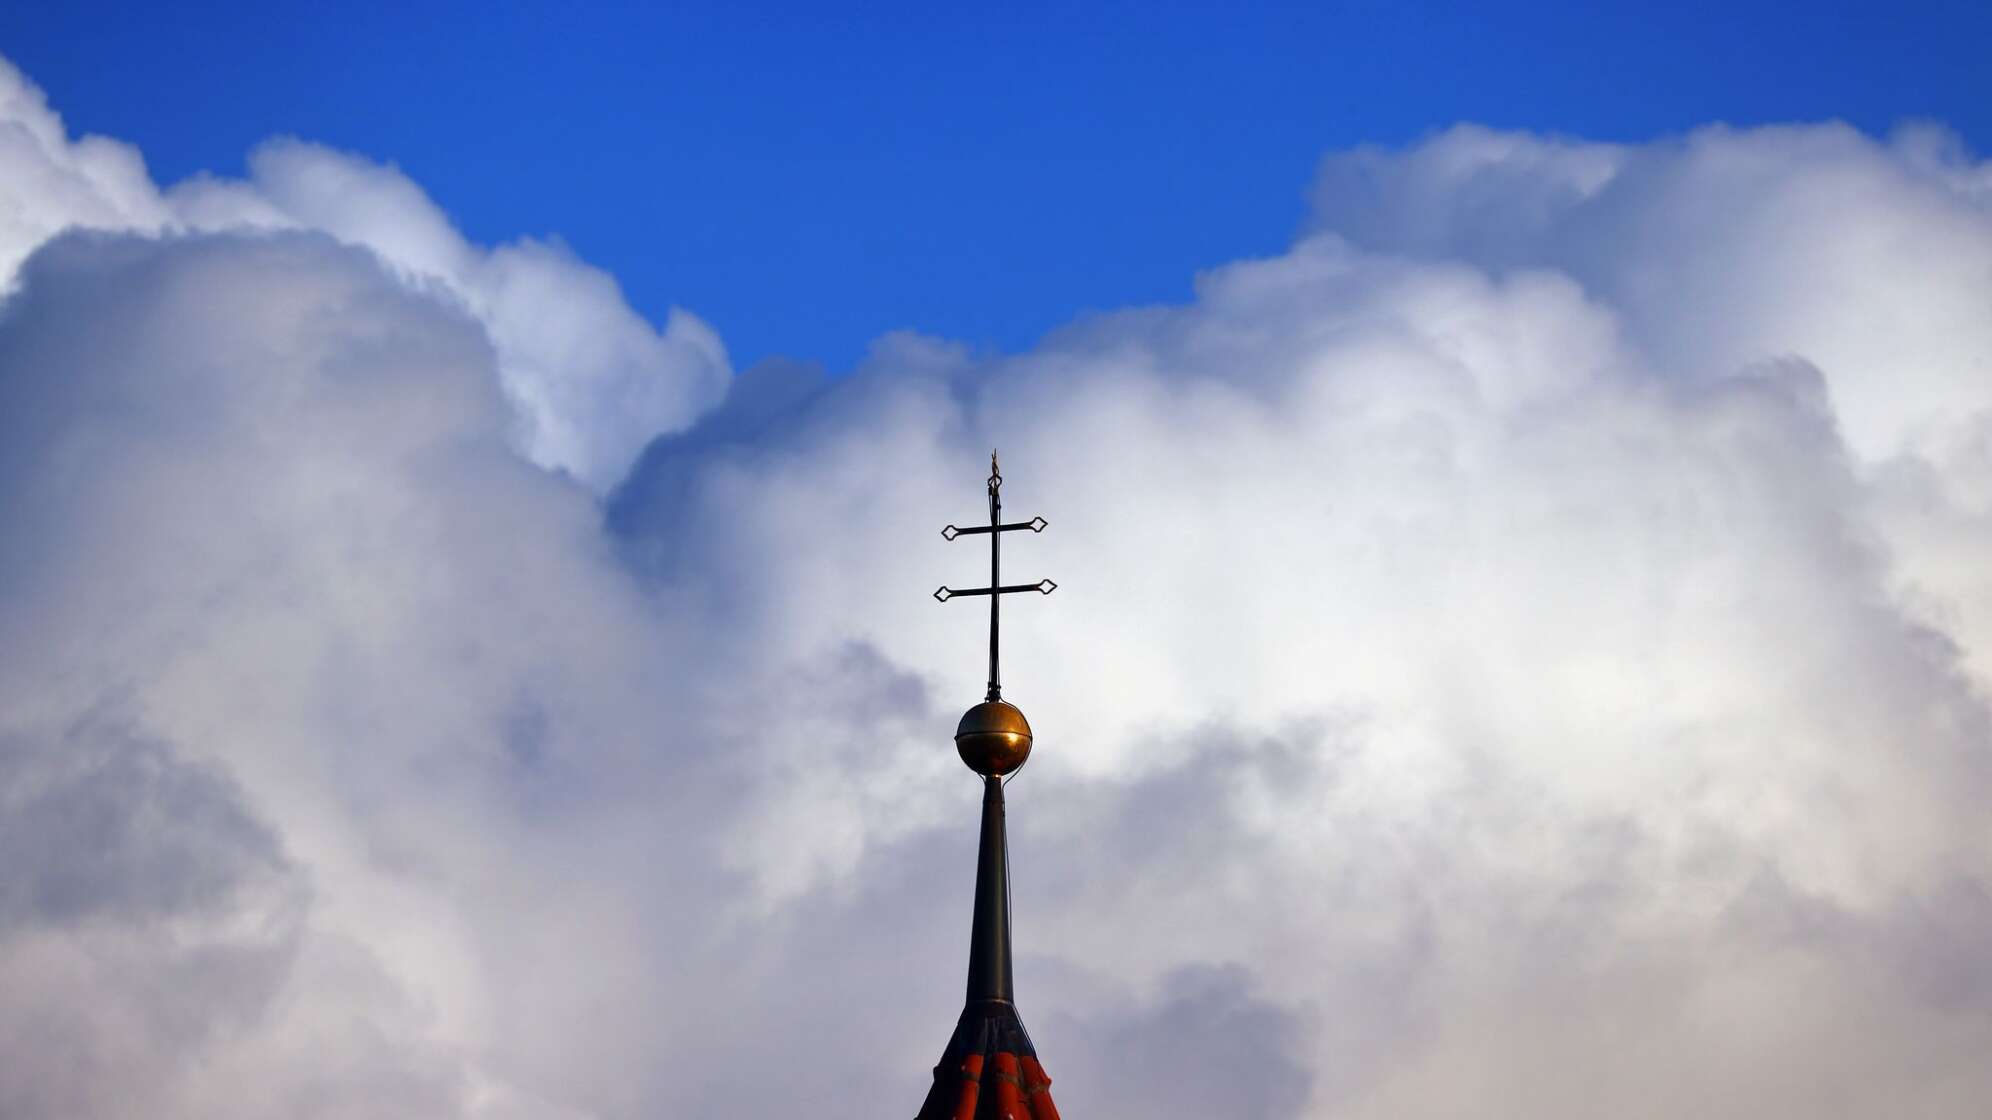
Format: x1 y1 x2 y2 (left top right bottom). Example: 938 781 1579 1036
965 773 1014 1003
933 581 1056 600
935 451 1054 703
941 517 1048 539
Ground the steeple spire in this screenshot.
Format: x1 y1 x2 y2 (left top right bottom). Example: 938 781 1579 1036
919 457 1063 1120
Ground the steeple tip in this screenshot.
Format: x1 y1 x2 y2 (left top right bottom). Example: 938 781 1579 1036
917 458 1065 1119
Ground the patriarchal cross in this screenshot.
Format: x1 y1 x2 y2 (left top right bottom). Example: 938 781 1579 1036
935 451 1056 703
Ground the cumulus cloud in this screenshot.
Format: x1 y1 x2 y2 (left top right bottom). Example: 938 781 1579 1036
4 55 1992 1119
0 56 729 493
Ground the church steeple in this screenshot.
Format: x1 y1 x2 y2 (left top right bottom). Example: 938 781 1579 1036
918 454 1063 1120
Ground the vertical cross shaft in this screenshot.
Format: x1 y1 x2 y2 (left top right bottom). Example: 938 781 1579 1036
987 452 1002 702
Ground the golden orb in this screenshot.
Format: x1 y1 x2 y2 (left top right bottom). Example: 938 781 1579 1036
955 699 1033 776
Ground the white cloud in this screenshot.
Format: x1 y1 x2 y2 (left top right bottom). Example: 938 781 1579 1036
4 56 1992 1119
0 57 729 494
1309 122 1992 462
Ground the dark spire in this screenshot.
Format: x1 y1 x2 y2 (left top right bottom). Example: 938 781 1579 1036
964 773 1013 1004
921 457 1063 1120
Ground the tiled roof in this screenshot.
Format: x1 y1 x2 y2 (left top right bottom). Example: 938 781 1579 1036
916 1001 1060 1120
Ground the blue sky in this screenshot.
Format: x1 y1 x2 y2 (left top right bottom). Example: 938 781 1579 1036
6 0 1984 373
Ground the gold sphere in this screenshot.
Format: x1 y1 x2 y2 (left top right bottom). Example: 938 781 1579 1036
955 700 1033 776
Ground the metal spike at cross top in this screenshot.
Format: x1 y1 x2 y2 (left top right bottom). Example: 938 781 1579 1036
934 451 1056 702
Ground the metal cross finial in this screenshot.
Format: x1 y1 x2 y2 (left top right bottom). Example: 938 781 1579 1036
935 450 1055 701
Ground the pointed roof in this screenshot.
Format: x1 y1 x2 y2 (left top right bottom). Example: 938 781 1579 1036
914 774 1062 1120
919 456 1063 1119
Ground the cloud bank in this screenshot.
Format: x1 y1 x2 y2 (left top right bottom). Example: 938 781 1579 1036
0 58 729 493
4 55 1991 1118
